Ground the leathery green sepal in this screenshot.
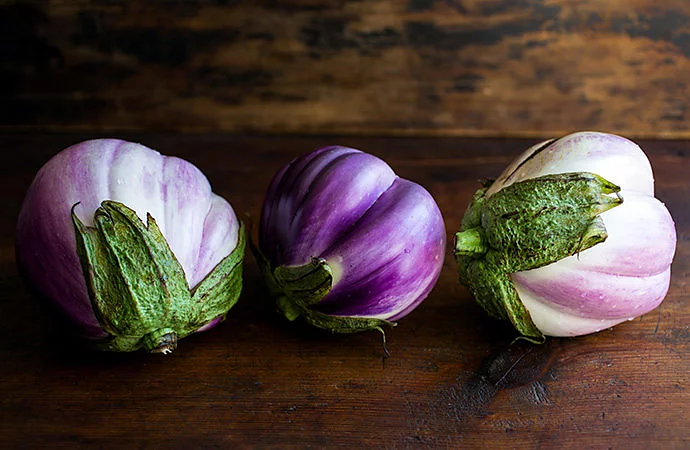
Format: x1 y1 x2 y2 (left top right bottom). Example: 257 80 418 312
72 201 245 353
454 172 623 341
251 244 395 335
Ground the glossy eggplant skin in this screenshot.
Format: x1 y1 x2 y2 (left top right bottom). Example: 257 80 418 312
16 139 242 349
456 132 676 338
259 146 446 326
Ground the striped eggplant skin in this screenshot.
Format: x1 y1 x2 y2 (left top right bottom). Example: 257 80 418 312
259 146 446 324
15 139 241 341
492 132 676 337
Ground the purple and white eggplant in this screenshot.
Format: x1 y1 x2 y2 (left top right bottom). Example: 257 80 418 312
454 132 676 340
16 139 244 353
256 146 446 337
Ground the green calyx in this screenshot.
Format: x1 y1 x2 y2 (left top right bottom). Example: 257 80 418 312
454 172 622 341
72 200 245 354
251 244 395 336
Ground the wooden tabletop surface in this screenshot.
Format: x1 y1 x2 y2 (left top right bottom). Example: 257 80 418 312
1 133 688 448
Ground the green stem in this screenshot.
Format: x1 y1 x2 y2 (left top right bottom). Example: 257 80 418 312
141 328 178 354
455 227 489 258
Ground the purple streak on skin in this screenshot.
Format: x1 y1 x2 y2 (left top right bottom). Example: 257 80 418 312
551 193 677 278
260 146 357 265
487 131 655 198
16 141 118 338
160 155 218 287
260 145 446 321
194 316 224 333
15 139 239 339
513 268 670 319
512 185 676 322
315 178 446 320
192 195 240 289
260 146 397 266
546 132 654 194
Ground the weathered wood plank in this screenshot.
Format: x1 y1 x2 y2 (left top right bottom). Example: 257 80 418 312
0 133 688 447
2 1 690 137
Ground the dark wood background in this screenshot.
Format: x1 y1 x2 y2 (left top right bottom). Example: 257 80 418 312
3 0 690 137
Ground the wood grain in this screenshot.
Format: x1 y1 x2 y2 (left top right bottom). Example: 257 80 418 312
0 133 688 447
3 1 690 138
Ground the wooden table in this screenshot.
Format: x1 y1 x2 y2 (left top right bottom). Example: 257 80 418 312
1 134 688 448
